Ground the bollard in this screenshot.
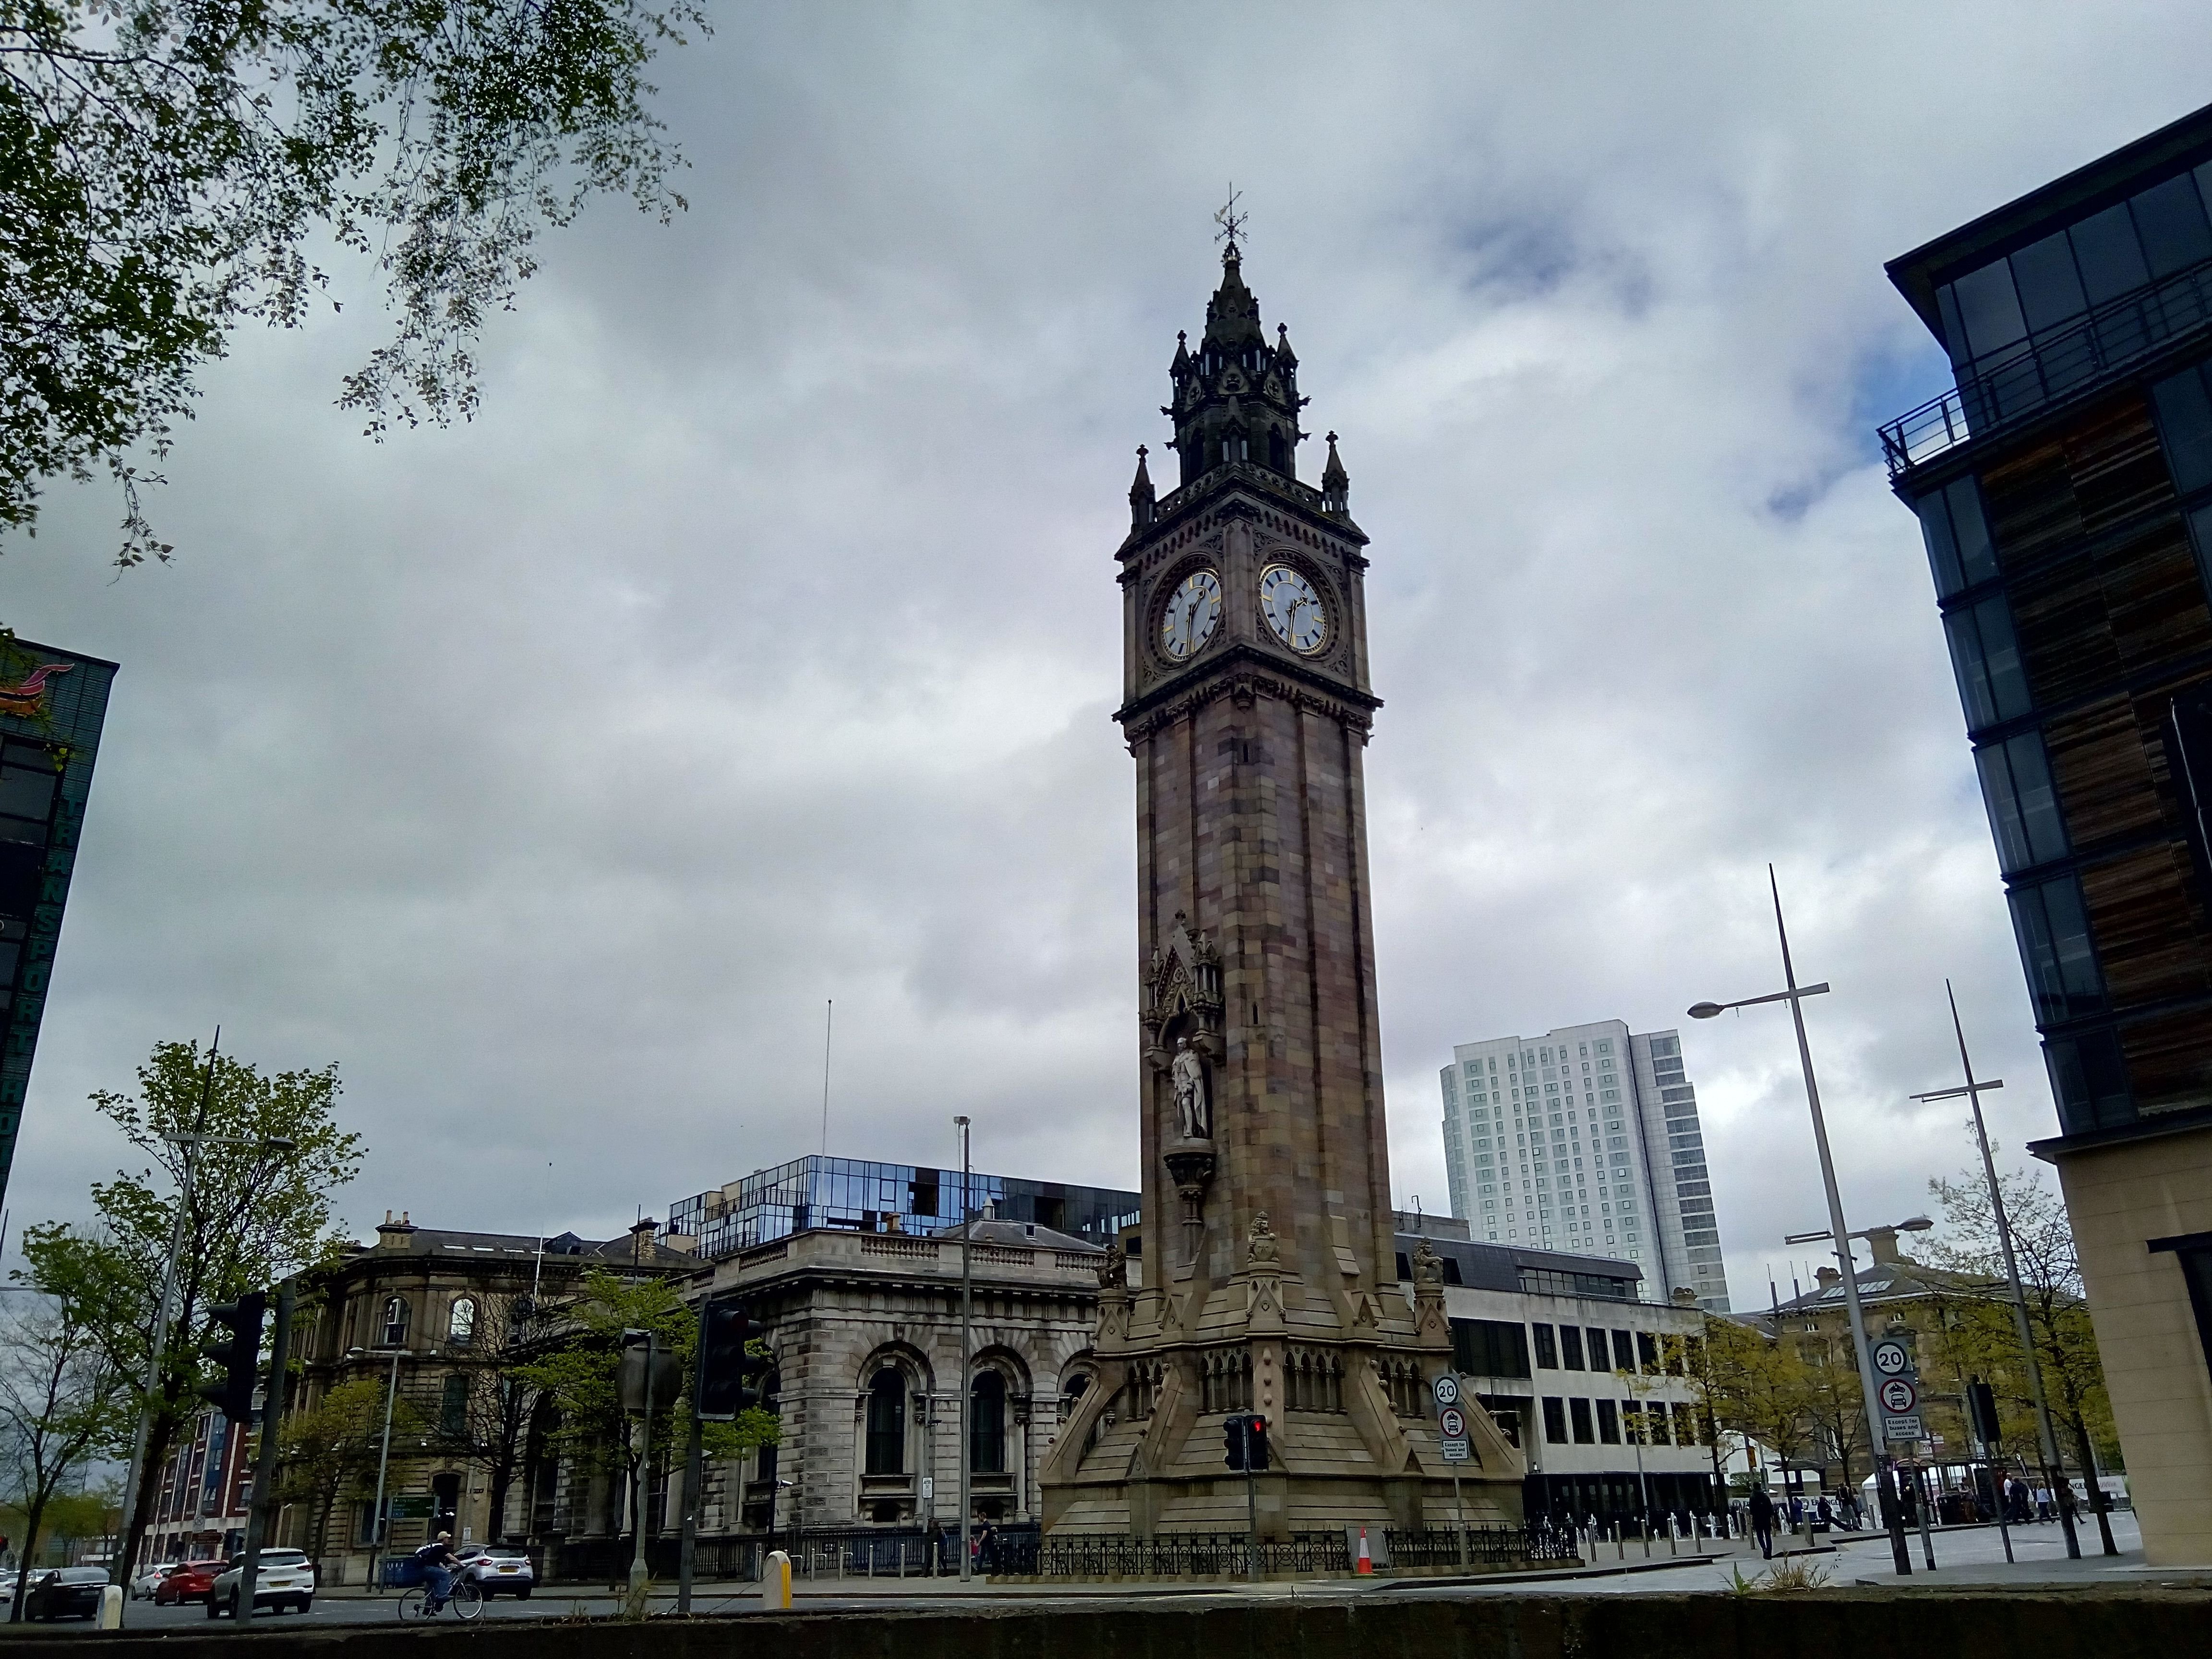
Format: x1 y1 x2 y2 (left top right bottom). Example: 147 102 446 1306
98 1586 123 1629
764 1550 793 1610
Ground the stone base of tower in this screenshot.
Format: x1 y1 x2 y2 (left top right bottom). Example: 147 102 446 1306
1038 1272 1527 1545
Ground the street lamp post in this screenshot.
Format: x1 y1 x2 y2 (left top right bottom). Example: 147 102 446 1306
1690 866 1913 1576
1908 980 2097 1557
351 1346 407 1593
954 1115 973 1583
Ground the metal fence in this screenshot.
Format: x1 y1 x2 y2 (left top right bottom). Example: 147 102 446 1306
548 1520 1570 1584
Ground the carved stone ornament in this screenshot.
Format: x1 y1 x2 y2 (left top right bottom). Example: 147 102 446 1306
1096 1238 1128 1290
1411 1238 1444 1286
1142 911 1225 1080
1247 1211 1281 1267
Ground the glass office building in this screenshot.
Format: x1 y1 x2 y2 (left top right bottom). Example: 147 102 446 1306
1880 99 2212 1564
669 1154 1141 1261
0 637 118 1212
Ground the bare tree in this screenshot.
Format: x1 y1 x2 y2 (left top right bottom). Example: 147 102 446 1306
0 1296 128 1620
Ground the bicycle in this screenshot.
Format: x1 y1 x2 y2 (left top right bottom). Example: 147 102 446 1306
397 1577 482 1621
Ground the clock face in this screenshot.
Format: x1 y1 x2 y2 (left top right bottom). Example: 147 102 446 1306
1160 569 1223 661
1260 564 1330 654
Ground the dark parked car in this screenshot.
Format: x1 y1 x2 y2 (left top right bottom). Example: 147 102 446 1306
23 1567 110 1621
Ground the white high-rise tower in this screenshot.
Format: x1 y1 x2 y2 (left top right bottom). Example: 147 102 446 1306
1439 1020 1731 1312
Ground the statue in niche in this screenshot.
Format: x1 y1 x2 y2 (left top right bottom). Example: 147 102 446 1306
1171 1035 1210 1140
1248 1211 1280 1266
1096 1239 1127 1290
1412 1238 1445 1286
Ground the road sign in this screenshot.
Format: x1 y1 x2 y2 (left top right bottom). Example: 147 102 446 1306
1432 1373 1461 1407
1872 1339 1911 1377
1438 1405 1467 1438
1878 1377 1918 1415
1440 1438 1472 1462
1883 1414 1924 1442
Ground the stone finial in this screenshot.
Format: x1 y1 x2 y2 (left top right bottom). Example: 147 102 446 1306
1129 445 1155 529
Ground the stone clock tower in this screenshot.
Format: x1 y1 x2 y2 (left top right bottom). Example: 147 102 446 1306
1039 239 1525 1541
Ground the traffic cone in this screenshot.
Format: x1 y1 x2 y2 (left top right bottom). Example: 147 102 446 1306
1355 1527 1373 1575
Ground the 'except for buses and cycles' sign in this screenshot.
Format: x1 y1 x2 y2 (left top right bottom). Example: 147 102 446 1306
1434 1373 1472 1462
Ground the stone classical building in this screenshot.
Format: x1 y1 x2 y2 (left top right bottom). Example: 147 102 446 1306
283 1212 693 1582
1040 232 1523 1539
1879 100 2212 1563
681 1215 1107 1532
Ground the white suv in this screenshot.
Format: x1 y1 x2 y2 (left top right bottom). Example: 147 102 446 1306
209 1549 315 1617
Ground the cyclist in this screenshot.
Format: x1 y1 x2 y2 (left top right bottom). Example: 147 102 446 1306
414 1533 462 1613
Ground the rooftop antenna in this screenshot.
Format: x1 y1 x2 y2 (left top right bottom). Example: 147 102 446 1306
1213 185 1248 253
819 998 834 1158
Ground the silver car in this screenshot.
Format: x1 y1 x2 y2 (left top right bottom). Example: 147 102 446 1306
208 1549 315 1617
455 1545 534 1599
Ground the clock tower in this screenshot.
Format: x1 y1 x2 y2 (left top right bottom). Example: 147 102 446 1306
1039 236 1526 1541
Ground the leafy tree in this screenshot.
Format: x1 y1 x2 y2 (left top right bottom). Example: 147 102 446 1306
1925 1158 2120 1549
2 0 706 567
1701 1312 1822 1498
276 1376 422 1572
511 1267 775 1537
14 1038 362 1581
0 1295 128 1618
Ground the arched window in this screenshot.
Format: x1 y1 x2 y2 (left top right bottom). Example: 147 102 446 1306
380 1296 409 1348
447 1297 477 1345
440 1373 469 1436
970 1370 1006 1475
1268 428 1287 471
864 1369 905 1475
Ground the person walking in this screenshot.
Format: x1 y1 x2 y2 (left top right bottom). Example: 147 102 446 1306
1748 1484 1775 1559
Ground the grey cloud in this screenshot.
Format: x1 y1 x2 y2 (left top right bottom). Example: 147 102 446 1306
6 3 2208 1301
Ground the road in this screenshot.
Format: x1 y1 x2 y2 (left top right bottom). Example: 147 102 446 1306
16 1515 2178 1635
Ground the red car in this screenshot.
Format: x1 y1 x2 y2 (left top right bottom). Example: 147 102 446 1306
153 1561 229 1606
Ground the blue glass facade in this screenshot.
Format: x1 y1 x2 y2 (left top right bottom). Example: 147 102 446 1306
669 1154 1140 1260
0 636 119 1209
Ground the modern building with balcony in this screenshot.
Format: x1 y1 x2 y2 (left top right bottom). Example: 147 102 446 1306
1881 100 2212 1565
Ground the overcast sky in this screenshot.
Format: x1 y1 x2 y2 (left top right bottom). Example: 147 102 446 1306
7 3 2210 1310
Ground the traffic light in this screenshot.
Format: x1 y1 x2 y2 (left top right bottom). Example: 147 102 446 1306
197 1292 268 1422
695 1300 767 1420
1967 1379 2002 1446
1222 1413 1270 1471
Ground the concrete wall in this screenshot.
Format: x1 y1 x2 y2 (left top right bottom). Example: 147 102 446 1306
2054 1128 2212 1566
22 1589 2212 1659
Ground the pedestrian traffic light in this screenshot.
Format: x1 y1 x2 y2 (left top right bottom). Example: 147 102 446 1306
196 1291 267 1422
696 1300 768 1420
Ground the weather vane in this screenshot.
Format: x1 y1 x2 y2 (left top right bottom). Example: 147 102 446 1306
1214 185 1248 251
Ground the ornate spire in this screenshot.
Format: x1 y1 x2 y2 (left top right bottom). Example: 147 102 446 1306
1129 445 1155 529
1320 431 1349 514
1160 218 1303 489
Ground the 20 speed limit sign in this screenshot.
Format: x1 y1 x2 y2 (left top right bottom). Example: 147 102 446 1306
1878 1377 1918 1415
1873 1340 1911 1377
1438 1406 1468 1439
1432 1374 1461 1407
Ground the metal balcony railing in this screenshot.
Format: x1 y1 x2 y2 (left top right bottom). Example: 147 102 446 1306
1879 254 2212 479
